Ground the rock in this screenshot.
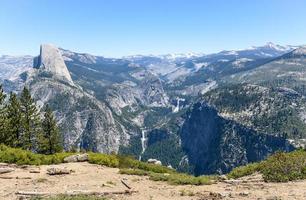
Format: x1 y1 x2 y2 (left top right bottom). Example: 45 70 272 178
34 44 74 85
167 165 173 169
239 192 249 197
29 170 40 174
47 167 71 175
77 154 89 162
64 155 78 163
219 175 228 180
0 168 15 174
147 159 162 165
64 154 89 163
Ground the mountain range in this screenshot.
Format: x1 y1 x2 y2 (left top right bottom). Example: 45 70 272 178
1 42 305 175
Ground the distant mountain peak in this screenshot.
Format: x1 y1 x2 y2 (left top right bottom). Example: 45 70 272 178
291 46 306 56
34 44 74 85
244 42 296 53
264 42 278 48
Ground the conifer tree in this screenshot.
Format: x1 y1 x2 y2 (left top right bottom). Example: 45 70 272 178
6 92 22 147
20 87 41 151
39 104 62 154
0 85 7 144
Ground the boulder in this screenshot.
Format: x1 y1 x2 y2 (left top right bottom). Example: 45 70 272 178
77 154 89 162
47 167 71 175
64 154 89 163
64 155 78 163
147 158 162 165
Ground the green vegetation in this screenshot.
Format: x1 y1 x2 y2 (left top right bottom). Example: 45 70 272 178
227 150 306 182
261 150 306 182
39 105 63 154
118 135 142 159
0 144 73 165
119 168 216 185
118 155 215 186
227 162 261 179
0 144 174 174
88 152 119 167
117 155 174 174
0 144 211 185
30 195 107 200
1 144 306 185
142 136 186 170
204 83 306 139
0 85 7 144
179 189 195 196
20 87 42 151
0 85 63 154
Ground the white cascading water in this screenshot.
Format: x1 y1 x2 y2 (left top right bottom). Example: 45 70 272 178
139 129 147 161
173 97 185 113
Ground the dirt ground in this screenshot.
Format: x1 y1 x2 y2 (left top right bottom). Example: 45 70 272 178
1 162 306 200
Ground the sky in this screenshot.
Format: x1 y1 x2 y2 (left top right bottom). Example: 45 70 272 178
1 0 306 57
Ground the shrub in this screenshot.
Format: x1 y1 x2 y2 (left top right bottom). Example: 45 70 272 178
119 168 150 176
117 155 174 174
119 168 215 185
227 149 306 182
88 152 119 168
179 189 195 196
0 145 73 165
227 162 261 179
261 150 306 182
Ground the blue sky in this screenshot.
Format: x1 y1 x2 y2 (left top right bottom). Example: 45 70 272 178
1 0 306 57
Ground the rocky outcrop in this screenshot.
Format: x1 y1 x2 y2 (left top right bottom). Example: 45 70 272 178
34 44 74 85
180 102 294 175
141 73 169 107
63 154 89 163
29 78 130 154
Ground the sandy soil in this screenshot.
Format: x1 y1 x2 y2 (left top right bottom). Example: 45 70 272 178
1 162 306 200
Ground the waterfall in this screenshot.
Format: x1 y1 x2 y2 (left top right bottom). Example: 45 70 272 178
139 129 147 161
173 97 185 113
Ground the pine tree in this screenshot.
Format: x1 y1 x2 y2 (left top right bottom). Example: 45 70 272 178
39 104 62 154
0 85 7 144
6 92 22 147
20 87 41 151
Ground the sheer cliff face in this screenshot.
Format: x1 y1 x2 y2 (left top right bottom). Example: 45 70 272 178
29 45 131 153
34 44 74 85
180 102 293 175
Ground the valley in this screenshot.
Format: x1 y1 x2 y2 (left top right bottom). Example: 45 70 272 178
1 42 306 176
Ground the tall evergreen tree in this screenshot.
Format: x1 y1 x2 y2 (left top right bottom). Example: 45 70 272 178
39 104 62 154
6 92 22 147
20 87 41 151
0 85 7 144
